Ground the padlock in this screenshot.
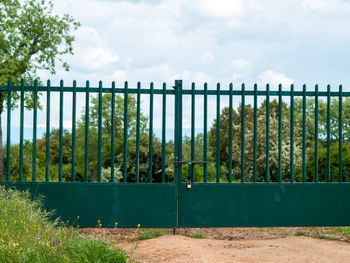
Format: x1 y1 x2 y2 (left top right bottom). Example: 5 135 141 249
187 181 192 189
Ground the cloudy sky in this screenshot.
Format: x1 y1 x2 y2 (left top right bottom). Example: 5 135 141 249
44 0 350 88
6 0 350 142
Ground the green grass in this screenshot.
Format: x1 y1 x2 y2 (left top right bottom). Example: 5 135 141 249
295 230 343 242
326 227 350 238
313 235 341 241
0 186 129 263
295 231 307 237
184 233 205 239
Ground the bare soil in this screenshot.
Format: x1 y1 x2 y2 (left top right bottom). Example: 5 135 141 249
80 227 350 262
123 235 350 263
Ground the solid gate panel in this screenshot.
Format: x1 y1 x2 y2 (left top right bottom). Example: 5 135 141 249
1 182 177 228
179 183 350 227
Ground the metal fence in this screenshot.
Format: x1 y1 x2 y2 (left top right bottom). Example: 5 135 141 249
0 79 347 184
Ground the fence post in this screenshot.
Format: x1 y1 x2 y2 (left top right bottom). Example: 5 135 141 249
174 80 183 185
178 80 183 183
174 80 179 184
173 79 182 229
32 79 38 182
6 78 11 181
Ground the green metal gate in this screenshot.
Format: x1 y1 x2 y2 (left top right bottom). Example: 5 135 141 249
1 79 350 227
173 80 350 227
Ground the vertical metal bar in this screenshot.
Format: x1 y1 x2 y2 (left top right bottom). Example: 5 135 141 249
97 81 102 182
191 82 195 182
148 82 154 183
174 80 180 228
135 82 141 183
278 84 282 183
302 84 306 182
187 162 191 184
179 80 183 183
111 81 116 183
71 80 77 182
326 84 331 182
266 84 270 183
45 80 50 182
241 83 245 183
339 85 343 183
253 84 257 183
123 81 128 182
228 83 233 183
290 84 294 183
6 78 11 181
32 79 38 182
315 84 319 183
19 79 25 182
216 83 221 183
161 83 166 183
203 83 208 182
58 80 63 182
84 81 90 182
174 80 179 184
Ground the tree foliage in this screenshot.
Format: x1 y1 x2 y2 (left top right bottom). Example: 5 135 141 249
0 0 79 178
5 93 350 183
0 0 80 84
209 100 302 182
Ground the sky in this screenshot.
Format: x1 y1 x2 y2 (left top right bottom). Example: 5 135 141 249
5 0 350 143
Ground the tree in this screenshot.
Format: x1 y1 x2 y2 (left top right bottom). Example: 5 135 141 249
0 0 79 177
209 100 303 182
74 93 174 182
305 143 350 182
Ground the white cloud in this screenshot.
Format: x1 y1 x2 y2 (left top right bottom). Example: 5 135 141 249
231 59 251 71
258 70 293 88
174 70 214 85
301 0 329 11
136 64 174 84
201 51 215 64
69 26 119 73
194 0 244 18
111 70 128 83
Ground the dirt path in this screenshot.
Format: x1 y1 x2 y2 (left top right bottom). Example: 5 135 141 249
80 227 350 262
123 235 350 263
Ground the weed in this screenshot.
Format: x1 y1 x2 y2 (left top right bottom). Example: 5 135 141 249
313 235 341 241
184 233 205 239
295 231 342 242
326 227 350 238
138 230 164 240
0 185 129 263
295 232 308 237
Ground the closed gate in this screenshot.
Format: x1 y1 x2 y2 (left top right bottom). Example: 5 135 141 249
1 79 350 227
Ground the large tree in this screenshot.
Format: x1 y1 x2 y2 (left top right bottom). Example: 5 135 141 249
75 93 174 183
209 100 303 182
0 0 79 177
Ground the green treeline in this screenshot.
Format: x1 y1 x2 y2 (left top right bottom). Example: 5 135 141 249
5 95 350 183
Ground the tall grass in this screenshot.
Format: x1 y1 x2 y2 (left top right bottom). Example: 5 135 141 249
0 186 129 263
